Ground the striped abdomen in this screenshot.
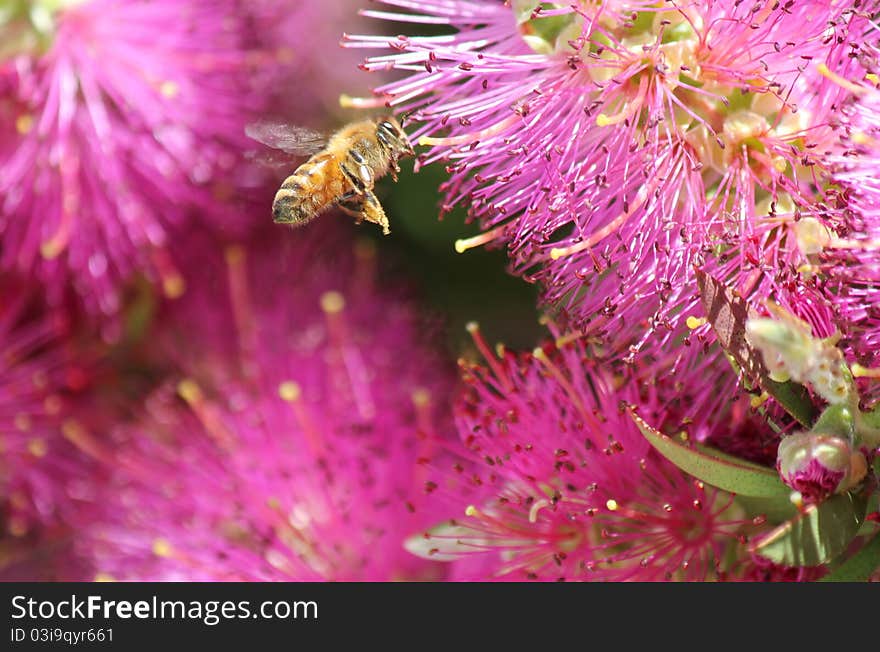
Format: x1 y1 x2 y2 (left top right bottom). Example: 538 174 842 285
272 153 347 226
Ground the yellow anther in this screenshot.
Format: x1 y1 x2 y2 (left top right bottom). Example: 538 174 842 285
750 392 769 409
320 291 345 314
162 274 186 299
152 539 173 558
339 94 385 109
27 438 48 457
16 114 33 135
40 239 65 260
278 381 301 402
411 388 431 408
224 245 245 265
159 81 179 98
177 378 202 404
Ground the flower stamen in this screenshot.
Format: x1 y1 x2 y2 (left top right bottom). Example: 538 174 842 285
454 224 506 253
418 115 519 147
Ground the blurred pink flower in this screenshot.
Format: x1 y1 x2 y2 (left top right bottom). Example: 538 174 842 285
408 326 760 581
0 0 287 314
345 1 873 366
72 224 456 581
0 518 87 581
253 0 382 120
0 277 93 538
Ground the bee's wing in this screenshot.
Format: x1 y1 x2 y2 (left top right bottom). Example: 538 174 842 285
245 120 327 156
243 148 305 170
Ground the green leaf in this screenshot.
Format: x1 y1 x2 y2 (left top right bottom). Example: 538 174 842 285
819 532 880 582
761 378 817 428
630 409 790 499
695 269 817 427
863 406 880 427
735 494 798 525
751 491 868 567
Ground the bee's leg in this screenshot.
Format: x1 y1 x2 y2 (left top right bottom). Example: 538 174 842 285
340 154 375 196
337 194 365 225
339 164 365 196
359 190 390 236
337 190 390 236
388 155 401 182
337 203 364 224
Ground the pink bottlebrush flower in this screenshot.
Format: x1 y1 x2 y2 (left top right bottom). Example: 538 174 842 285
0 0 288 314
0 518 90 581
826 64 880 384
345 1 873 366
0 277 95 537
252 0 386 120
407 325 763 581
739 555 826 582
665 387 788 468
72 224 457 581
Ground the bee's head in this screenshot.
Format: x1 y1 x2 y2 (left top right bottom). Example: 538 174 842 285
376 116 415 157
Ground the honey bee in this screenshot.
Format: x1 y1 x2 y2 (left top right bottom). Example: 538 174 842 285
245 116 415 235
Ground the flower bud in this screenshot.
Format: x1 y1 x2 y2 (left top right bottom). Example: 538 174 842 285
776 432 867 503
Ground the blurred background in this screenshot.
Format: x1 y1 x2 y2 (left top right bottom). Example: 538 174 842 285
344 159 543 354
